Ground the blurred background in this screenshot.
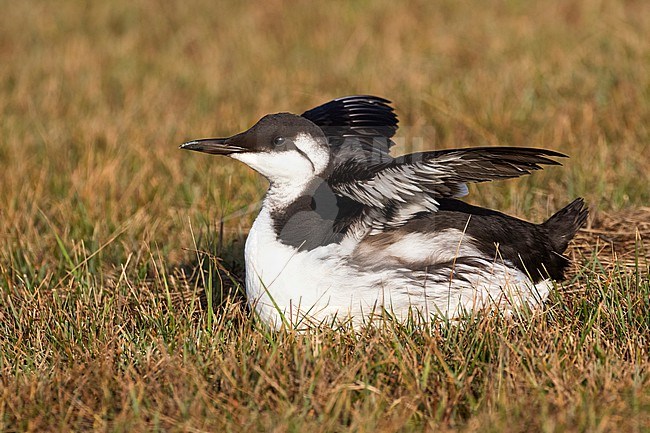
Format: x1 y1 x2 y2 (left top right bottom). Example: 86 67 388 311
1 0 649 269
2 2 649 430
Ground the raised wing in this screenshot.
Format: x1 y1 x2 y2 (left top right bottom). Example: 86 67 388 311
301 95 399 163
329 147 566 230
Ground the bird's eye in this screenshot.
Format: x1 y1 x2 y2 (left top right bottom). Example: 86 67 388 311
273 136 285 146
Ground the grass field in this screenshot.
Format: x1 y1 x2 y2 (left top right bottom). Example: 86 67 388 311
1 0 649 431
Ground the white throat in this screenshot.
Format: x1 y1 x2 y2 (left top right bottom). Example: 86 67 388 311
264 176 316 210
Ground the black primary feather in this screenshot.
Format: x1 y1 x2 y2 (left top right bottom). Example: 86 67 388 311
301 95 399 164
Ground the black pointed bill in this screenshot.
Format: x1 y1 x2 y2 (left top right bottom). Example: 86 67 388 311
179 138 247 155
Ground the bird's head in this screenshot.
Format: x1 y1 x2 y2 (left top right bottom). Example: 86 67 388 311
181 113 331 185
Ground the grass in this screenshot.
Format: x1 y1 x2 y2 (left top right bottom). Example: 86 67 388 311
1 0 649 431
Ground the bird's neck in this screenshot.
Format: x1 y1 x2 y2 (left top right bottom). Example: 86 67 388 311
263 176 321 211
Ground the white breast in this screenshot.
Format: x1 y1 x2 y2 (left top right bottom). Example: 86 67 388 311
244 207 343 326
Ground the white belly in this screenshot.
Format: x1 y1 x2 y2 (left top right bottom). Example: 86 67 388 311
243 208 552 328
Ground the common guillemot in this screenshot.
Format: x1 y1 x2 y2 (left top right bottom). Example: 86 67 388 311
181 96 588 328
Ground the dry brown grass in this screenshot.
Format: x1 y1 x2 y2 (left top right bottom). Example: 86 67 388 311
573 207 650 271
1 0 649 431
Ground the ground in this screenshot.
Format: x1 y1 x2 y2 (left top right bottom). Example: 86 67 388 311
1 1 649 431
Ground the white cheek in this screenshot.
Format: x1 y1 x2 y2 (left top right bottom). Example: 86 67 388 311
294 133 329 174
232 151 314 182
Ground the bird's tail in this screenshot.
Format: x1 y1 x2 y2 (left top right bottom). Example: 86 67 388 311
543 198 589 253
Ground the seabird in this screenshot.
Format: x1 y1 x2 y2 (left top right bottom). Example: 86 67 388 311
181 95 588 328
